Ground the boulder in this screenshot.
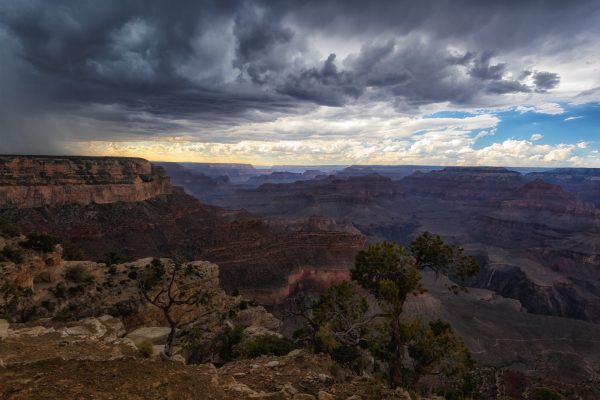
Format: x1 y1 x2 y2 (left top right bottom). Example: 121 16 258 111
233 306 281 331
97 315 126 337
125 327 172 345
318 391 334 400
243 325 283 339
64 318 107 338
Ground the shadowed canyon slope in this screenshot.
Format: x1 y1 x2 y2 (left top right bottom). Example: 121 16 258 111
0 156 365 300
195 165 600 323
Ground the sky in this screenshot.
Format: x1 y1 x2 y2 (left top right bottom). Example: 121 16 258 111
0 0 599 167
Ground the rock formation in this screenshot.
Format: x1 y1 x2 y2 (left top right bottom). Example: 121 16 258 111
0 155 171 208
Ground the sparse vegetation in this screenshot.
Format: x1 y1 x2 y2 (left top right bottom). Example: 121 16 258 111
65 265 94 284
53 303 78 322
214 325 244 362
137 340 155 358
1 244 25 264
530 387 563 400
21 233 57 253
0 279 34 322
62 241 86 261
0 220 19 238
239 334 295 358
99 252 129 266
51 282 68 299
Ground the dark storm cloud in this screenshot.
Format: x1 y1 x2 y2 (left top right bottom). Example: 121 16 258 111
469 52 507 81
277 54 363 106
0 0 596 152
486 80 531 95
233 3 294 85
533 71 561 92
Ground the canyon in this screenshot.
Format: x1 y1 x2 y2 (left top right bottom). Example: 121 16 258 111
0 156 364 303
2 155 600 396
196 164 600 323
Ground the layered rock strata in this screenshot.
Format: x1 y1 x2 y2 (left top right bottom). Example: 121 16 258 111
0 155 171 208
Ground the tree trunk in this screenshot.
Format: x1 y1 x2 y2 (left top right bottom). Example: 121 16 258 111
389 312 405 388
161 325 175 360
160 306 176 360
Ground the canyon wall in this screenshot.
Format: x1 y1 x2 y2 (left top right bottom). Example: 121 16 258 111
0 155 365 304
0 156 171 208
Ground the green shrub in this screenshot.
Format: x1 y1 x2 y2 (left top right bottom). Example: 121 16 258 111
51 283 67 299
67 285 86 296
0 220 19 238
53 303 78 322
21 233 56 253
0 280 33 322
137 340 154 358
216 325 245 362
65 265 94 284
138 258 165 290
239 334 296 359
99 252 129 266
531 387 563 400
62 241 85 261
1 245 25 264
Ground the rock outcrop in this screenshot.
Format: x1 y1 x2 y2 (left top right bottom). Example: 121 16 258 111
0 338 415 400
0 155 171 208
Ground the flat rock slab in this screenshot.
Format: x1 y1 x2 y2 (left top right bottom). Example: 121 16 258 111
126 327 172 345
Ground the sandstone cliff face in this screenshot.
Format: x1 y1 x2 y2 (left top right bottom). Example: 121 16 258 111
0 156 171 208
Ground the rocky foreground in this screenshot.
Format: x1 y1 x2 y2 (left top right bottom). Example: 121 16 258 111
0 316 416 400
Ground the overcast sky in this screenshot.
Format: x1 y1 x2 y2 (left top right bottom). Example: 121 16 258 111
1 0 599 166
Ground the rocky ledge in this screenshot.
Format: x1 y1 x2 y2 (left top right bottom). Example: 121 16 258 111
0 155 171 208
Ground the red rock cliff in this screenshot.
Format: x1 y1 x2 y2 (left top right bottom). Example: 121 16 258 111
0 156 171 208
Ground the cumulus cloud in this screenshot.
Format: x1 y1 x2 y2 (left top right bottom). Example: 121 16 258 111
516 103 565 115
530 133 543 141
79 132 595 167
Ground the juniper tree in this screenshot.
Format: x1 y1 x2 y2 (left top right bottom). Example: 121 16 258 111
351 232 479 388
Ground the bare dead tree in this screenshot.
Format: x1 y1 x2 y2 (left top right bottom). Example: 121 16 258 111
138 257 216 359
